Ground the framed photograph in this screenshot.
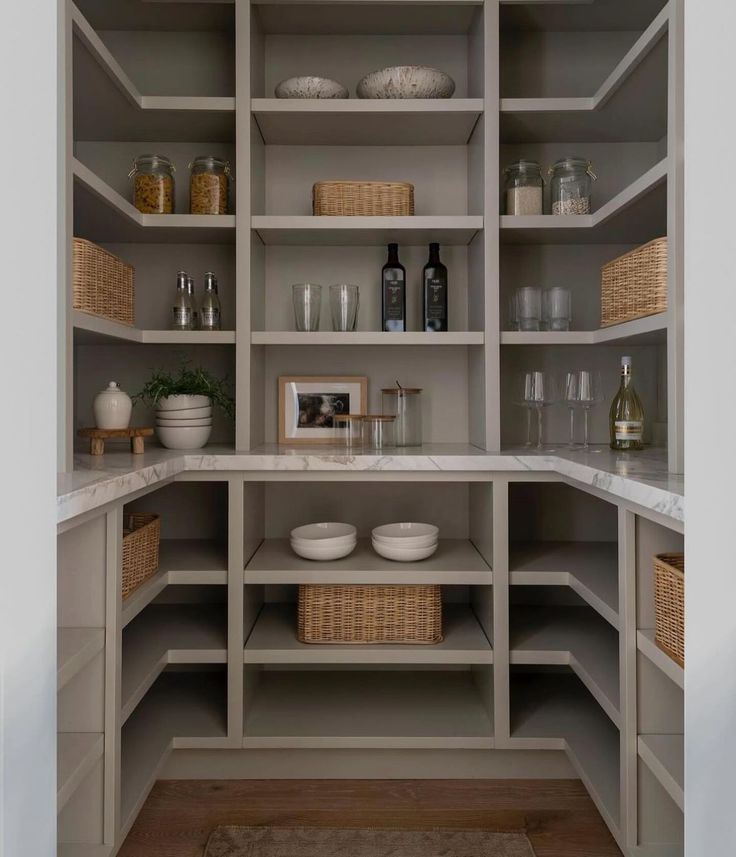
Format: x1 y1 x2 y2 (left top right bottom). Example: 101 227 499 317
278 376 368 445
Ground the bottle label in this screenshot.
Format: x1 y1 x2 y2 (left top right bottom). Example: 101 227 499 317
173 307 193 326
384 279 405 327
615 420 643 441
426 278 446 320
200 307 220 328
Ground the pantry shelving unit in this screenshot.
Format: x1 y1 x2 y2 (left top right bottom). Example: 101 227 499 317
57 0 685 855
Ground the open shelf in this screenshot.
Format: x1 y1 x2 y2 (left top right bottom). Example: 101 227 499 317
243 669 493 749
122 539 228 628
510 606 620 726
57 732 104 812
72 4 235 143
637 629 684 689
57 627 104 691
244 603 492 664
510 541 618 629
252 99 483 146
245 539 493 585
73 311 236 345
511 672 620 838
121 671 227 836
251 216 483 246
500 0 667 32
638 734 684 811
251 331 483 346
73 159 236 245
501 313 667 347
500 159 667 245
500 9 668 143
122 604 227 724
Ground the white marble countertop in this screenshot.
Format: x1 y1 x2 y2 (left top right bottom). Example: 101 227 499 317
58 443 683 525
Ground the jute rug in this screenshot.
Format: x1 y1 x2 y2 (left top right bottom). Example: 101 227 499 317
204 826 536 857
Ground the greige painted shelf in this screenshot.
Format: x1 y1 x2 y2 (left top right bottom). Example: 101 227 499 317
73 311 236 345
501 314 667 347
509 541 619 629
638 734 684 810
57 732 104 812
251 216 483 246
243 670 494 749
251 330 484 346
122 604 227 724
244 603 493 664
510 605 620 727
57 627 104 691
244 538 493 585
252 99 483 146
637 628 684 689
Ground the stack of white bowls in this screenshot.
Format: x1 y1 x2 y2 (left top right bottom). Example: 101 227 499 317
371 522 439 561
290 522 357 561
156 394 213 450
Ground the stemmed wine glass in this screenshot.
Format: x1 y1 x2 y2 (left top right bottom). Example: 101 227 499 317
564 369 603 448
517 370 558 449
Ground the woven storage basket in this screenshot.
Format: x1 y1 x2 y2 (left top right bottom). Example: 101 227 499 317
600 236 667 327
73 237 135 326
313 181 415 216
654 552 684 667
298 584 442 644
122 513 160 599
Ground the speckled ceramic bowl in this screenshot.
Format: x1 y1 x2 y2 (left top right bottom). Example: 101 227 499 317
275 76 349 99
356 65 456 99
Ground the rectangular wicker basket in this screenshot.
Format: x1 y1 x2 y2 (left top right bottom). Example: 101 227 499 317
73 236 135 326
600 236 667 327
298 584 442 644
122 513 161 599
654 552 684 667
313 181 415 216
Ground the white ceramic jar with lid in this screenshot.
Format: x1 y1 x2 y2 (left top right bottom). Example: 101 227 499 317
93 381 132 430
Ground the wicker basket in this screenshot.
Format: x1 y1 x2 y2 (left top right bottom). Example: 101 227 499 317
298 584 442 644
122 513 161 599
73 237 135 326
313 181 415 216
654 552 684 667
600 236 667 327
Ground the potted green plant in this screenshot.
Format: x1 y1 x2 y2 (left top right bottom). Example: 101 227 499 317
135 363 234 450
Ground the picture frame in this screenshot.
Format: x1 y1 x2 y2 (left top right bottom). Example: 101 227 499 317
278 376 368 445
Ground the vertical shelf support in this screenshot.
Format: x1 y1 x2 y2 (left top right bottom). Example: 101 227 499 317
492 478 510 743
104 507 123 846
227 478 246 743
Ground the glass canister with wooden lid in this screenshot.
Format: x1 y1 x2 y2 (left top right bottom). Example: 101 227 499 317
129 154 175 214
189 155 232 214
382 384 423 447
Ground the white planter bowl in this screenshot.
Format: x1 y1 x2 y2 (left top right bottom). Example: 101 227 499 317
371 540 438 562
156 395 211 412
156 417 212 428
155 405 212 419
275 76 349 99
290 539 356 561
357 66 455 99
156 424 212 450
372 523 439 545
290 522 357 543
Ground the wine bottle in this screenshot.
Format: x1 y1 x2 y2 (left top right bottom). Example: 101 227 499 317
609 356 644 450
422 243 448 332
382 243 406 332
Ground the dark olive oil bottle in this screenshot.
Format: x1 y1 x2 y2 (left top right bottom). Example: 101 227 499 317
382 243 406 332
422 243 448 332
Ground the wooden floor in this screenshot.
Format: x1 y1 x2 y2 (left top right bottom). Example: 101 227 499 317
119 779 622 857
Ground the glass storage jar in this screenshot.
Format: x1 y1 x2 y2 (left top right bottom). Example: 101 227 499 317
362 415 395 450
503 160 544 215
129 154 175 214
333 414 363 449
549 157 597 216
381 386 423 447
189 155 231 214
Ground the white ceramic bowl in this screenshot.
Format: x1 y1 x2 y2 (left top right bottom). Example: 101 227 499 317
356 66 455 99
290 522 357 543
156 417 212 428
155 405 212 419
291 533 356 549
371 523 439 545
372 534 437 550
156 395 211 412
275 76 349 99
156 424 212 450
290 539 356 561
371 540 438 562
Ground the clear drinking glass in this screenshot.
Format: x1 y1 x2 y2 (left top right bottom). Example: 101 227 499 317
516 287 542 331
543 287 571 331
507 292 519 330
516 370 558 449
292 283 322 331
329 284 359 332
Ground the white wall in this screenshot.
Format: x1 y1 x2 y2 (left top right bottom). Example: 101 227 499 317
684 1 736 853
0 1 59 856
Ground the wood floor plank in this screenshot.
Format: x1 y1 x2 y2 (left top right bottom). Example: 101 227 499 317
118 779 622 857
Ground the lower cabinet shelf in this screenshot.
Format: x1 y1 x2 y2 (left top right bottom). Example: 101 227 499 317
243 669 494 750
638 734 684 811
57 732 104 813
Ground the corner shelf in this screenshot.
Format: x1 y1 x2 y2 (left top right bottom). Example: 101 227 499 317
251 331 483 346
57 627 105 691
252 99 483 146
501 313 667 347
244 603 493 664
638 734 684 811
637 628 684 689
58 732 104 812
73 311 236 345
251 216 483 246
244 538 493 585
